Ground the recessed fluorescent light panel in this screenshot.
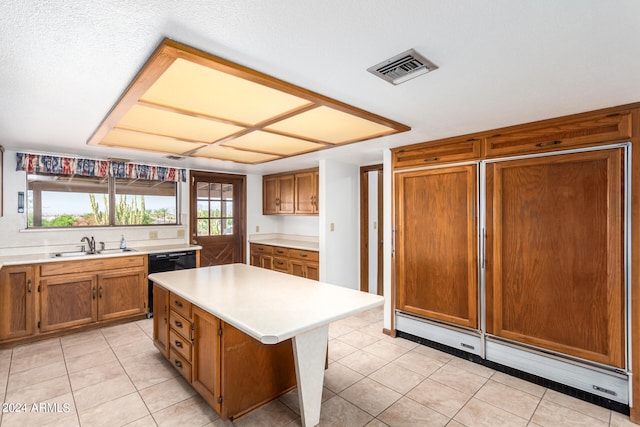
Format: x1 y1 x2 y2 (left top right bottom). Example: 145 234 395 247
87 39 410 164
368 48 438 85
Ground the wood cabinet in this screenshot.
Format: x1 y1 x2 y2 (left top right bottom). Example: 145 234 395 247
485 149 625 368
250 243 319 281
40 273 97 332
192 305 220 412
393 137 481 169
0 265 36 340
152 283 169 357
392 103 633 372
295 170 319 214
289 248 319 281
483 111 632 157
153 284 296 420
395 165 478 329
263 174 294 214
39 255 147 332
249 244 273 270
263 168 319 216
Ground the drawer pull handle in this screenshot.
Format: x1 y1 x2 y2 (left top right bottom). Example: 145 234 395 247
175 320 183 328
174 300 183 308
300 254 308 258
535 140 561 148
174 359 183 368
424 157 440 162
175 340 183 348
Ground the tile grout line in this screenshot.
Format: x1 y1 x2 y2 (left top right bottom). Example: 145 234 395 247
60 338 82 427
100 322 159 427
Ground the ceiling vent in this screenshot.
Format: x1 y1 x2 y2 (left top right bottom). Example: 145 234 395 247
368 49 438 85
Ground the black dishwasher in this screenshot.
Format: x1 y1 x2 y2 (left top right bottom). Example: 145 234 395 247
147 250 197 317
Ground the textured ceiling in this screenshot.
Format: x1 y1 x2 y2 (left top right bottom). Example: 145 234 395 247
1 1 640 175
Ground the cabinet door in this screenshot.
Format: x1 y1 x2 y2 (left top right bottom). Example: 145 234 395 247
289 259 304 278
40 274 97 332
97 268 146 321
192 306 222 414
220 323 296 419
153 284 169 358
0 265 35 340
277 175 295 214
305 262 319 281
486 149 625 368
395 165 478 329
263 177 279 214
295 171 316 214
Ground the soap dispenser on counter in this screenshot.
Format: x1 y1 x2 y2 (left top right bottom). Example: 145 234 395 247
119 235 126 250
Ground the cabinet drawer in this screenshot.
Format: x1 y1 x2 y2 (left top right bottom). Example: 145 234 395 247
170 293 192 319
483 112 632 157
170 328 192 361
40 255 145 277
169 349 192 383
289 249 319 262
273 246 289 257
393 138 481 169
170 310 191 340
250 244 273 255
272 257 289 273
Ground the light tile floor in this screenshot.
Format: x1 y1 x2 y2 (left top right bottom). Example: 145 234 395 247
0 306 637 426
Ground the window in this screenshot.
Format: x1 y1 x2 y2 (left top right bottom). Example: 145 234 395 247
114 178 177 225
196 182 234 236
27 174 178 228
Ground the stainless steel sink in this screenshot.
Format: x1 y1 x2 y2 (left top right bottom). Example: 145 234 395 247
51 248 135 258
52 251 93 257
97 248 136 255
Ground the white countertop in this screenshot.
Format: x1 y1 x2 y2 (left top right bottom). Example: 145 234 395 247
149 263 383 344
0 244 201 269
249 234 319 251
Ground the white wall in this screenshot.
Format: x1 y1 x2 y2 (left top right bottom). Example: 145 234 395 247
319 159 359 289
0 149 189 256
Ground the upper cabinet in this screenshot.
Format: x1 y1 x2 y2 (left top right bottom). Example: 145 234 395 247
263 168 318 216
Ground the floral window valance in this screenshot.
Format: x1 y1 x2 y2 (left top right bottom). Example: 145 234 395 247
16 153 187 182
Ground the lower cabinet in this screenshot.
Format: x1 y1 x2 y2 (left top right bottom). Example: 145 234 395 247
152 284 169 356
0 265 36 340
250 243 319 281
153 284 296 420
40 273 97 332
0 255 148 343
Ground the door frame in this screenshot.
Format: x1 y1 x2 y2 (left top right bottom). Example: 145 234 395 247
189 170 247 265
360 164 383 294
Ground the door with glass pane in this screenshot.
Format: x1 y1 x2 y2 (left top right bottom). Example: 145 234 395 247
190 172 246 267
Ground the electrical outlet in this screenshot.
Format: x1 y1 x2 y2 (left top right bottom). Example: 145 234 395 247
256 225 260 232
149 230 158 240
177 229 185 238
330 223 335 232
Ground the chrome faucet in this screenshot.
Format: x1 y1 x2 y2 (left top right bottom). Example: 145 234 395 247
81 236 96 253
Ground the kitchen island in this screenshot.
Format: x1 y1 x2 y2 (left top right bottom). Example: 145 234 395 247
149 263 383 426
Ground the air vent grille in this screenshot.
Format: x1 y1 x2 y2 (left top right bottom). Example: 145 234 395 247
164 155 184 161
368 49 438 85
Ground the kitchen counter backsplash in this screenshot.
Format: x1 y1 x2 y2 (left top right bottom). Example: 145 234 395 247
248 233 319 251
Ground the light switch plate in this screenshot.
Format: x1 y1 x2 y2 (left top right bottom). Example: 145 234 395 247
149 230 158 240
